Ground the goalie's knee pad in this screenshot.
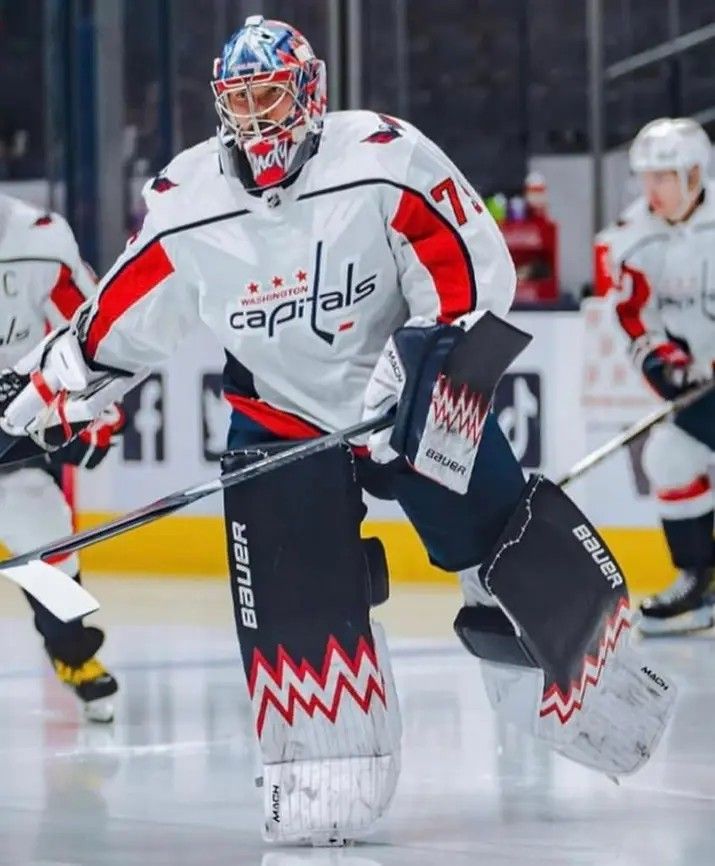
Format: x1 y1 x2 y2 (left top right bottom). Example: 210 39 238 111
457 475 675 776
221 443 401 845
476 474 631 709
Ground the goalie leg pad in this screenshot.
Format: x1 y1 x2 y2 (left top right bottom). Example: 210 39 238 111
478 474 676 775
222 444 401 844
482 474 630 693
261 622 401 847
480 648 676 776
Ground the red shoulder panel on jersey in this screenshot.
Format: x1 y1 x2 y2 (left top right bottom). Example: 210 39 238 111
615 262 651 340
390 188 476 322
85 241 175 358
50 263 86 320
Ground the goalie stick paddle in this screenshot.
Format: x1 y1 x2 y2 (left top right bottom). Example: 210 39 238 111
0 413 394 570
556 377 715 488
0 560 99 622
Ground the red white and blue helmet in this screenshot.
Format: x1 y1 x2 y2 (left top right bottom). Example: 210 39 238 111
211 15 327 190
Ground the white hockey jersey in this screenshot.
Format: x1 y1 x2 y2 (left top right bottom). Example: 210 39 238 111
75 111 516 434
596 183 715 370
0 194 95 371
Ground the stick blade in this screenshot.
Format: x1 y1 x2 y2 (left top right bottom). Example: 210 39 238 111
0 559 99 621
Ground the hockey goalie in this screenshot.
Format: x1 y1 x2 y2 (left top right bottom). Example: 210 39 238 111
0 14 676 847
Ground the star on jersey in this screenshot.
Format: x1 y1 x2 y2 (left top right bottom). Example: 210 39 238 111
231 242 377 342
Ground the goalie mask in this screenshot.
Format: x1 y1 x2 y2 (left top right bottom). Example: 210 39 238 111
211 15 327 191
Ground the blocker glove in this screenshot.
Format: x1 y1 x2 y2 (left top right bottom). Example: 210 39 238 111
362 311 531 494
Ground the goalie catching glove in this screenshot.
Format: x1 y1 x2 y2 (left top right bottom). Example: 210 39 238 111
52 403 126 468
0 327 136 466
362 310 531 493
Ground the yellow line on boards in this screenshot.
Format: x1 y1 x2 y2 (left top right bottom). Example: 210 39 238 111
0 514 675 594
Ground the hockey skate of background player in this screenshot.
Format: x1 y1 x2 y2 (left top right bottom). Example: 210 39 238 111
0 193 125 721
0 16 675 846
596 118 715 636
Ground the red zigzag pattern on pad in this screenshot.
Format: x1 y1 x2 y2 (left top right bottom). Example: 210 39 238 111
539 596 631 725
430 375 490 446
248 635 387 738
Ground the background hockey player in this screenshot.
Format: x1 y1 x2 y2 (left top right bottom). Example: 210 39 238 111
0 192 123 721
0 16 675 845
598 118 714 635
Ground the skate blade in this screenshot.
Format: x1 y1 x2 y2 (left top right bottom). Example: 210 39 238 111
83 697 115 724
639 606 714 637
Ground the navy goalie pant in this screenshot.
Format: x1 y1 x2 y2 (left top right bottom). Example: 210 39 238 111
227 410 526 572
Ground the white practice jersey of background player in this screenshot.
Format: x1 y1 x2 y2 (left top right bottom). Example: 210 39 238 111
73 110 515 434
596 116 715 635
600 181 715 376
0 193 95 366
0 193 95 576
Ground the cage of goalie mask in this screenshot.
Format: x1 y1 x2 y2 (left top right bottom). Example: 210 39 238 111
212 15 327 190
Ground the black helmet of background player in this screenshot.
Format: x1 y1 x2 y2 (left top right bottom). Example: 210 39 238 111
211 15 327 192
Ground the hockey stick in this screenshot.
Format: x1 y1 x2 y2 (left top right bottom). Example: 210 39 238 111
8 375 703 617
0 311 531 578
556 378 715 488
4 376 711 601
0 413 394 574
